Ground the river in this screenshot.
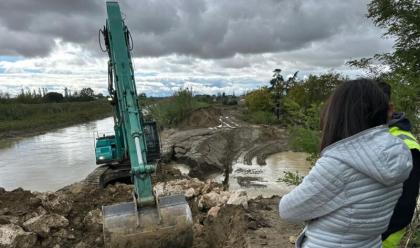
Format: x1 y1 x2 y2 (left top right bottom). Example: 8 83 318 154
0 117 114 192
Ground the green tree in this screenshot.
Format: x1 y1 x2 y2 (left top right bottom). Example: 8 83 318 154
348 0 419 128
269 69 298 119
288 73 342 109
44 92 64 103
80 88 95 101
245 87 273 112
368 0 420 76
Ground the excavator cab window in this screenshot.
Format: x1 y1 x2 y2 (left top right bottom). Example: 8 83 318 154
144 121 160 163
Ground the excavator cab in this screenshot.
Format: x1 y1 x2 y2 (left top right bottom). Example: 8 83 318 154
95 135 116 164
95 121 160 165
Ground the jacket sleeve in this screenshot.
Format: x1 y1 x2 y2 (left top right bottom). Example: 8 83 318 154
279 156 346 223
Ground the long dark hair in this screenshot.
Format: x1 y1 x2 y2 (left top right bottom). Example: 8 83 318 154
320 79 389 150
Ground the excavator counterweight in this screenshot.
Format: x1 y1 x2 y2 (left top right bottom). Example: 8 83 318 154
97 2 193 247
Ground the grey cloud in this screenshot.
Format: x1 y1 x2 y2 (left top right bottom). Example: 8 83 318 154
0 0 104 56
0 0 384 63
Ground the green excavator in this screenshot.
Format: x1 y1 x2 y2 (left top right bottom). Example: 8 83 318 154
95 2 193 247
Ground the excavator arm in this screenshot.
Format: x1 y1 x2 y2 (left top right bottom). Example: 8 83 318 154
102 1 155 207
97 2 193 247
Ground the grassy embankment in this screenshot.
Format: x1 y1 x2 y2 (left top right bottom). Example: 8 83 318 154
146 89 209 128
0 101 112 138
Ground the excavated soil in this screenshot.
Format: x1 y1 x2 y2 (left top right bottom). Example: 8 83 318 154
178 107 222 130
160 109 289 180
0 181 302 248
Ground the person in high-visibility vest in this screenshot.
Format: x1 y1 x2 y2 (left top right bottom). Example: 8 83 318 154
379 82 420 248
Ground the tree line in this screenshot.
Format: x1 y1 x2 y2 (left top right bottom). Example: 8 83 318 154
0 87 105 104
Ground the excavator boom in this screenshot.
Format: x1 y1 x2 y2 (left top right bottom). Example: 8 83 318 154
98 2 193 247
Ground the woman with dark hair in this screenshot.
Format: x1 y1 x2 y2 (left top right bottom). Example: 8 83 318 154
279 79 413 248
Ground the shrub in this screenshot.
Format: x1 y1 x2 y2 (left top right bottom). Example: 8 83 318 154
289 127 320 154
148 89 208 128
245 87 273 112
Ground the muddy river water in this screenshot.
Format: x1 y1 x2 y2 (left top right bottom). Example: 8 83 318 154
0 117 114 191
170 151 311 198
228 152 311 198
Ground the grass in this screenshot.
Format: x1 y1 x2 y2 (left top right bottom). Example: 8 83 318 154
147 89 209 128
0 101 112 137
241 110 280 125
288 127 320 154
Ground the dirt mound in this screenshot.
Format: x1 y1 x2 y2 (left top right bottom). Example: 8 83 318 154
163 125 288 179
0 178 301 248
179 107 222 129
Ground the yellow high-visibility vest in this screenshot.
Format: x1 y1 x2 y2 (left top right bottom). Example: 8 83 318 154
389 126 420 151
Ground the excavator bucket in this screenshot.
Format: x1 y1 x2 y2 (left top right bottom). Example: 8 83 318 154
102 194 193 248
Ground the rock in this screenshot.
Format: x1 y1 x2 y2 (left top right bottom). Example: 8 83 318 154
174 146 187 154
219 191 231 202
207 206 221 218
0 187 5 194
198 192 225 210
29 197 42 207
0 208 10 215
23 214 69 237
289 235 297 244
114 183 133 191
95 237 103 245
154 179 206 198
12 187 24 193
193 223 204 233
83 209 103 232
107 184 117 193
39 193 72 215
227 191 248 209
200 182 212 194
0 224 37 248
260 240 268 245
68 183 84 194
0 215 19 225
247 221 258 230
36 206 48 216
73 216 83 228
75 241 88 248
212 187 222 193
0 215 11 224
184 188 195 199
259 234 267 239
52 229 71 239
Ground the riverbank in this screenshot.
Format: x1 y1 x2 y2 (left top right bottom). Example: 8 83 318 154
0 101 112 139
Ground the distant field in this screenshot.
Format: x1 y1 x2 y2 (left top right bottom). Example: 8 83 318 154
0 101 112 138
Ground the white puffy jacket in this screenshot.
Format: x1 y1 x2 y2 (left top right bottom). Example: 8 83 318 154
279 125 413 248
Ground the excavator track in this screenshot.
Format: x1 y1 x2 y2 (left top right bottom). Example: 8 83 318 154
84 163 131 188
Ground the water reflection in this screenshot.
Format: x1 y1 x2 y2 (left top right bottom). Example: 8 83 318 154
168 151 312 199
0 117 114 192
229 151 311 198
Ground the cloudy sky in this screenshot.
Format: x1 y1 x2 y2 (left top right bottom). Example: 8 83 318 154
0 0 393 96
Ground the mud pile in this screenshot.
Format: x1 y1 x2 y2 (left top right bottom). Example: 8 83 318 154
0 176 301 248
162 126 288 179
178 107 222 129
